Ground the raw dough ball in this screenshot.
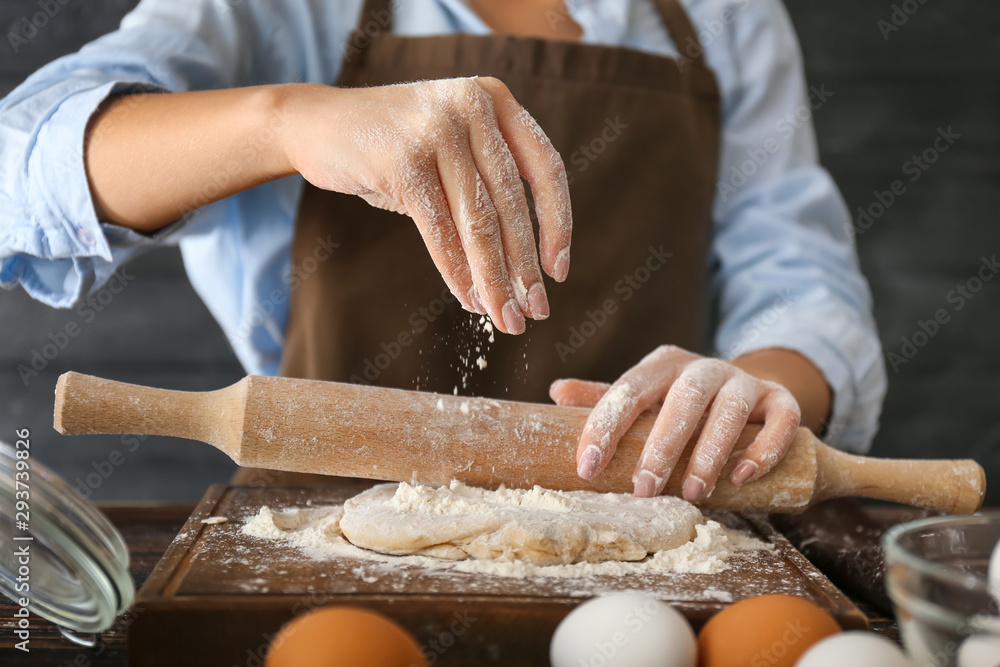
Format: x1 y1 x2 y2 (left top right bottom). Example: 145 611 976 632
339 481 705 566
550 593 696 667
794 631 908 667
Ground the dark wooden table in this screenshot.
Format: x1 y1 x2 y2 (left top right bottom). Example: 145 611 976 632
0 502 902 666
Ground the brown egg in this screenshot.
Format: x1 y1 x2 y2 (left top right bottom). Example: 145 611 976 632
697 594 841 667
265 606 427 667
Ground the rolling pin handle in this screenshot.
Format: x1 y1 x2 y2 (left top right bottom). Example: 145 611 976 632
54 372 246 457
813 443 986 515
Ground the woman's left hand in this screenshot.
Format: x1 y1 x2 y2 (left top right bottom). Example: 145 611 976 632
549 345 802 502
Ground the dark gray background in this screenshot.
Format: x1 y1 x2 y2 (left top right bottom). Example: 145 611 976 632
1 1 998 503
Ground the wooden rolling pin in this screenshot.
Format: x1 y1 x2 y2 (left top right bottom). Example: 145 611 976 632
53 372 985 514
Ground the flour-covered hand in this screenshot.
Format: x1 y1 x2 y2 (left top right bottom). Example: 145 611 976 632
279 78 572 335
549 345 802 502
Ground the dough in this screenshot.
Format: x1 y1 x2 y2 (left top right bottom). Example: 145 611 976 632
338 481 705 566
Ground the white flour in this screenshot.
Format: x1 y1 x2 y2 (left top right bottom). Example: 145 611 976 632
242 482 768 577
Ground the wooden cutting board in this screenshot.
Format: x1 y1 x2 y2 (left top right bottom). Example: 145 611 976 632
128 480 868 666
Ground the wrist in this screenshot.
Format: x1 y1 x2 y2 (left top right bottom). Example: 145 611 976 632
255 84 304 180
730 347 833 433
268 83 359 182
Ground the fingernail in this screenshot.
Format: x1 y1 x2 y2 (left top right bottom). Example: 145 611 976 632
578 445 602 479
554 248 570 282
633 470 658 498
731 460 758 486
467 287 486 315
682 475 706 503
527 282 549 320
502 299 526 334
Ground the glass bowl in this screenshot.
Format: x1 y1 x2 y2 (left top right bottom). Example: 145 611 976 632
883 515 1000 667
0 440 134 644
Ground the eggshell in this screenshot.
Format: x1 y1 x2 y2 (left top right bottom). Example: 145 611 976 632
958 634 1000 667
265 606 427 667
794 631 908 667
988 538 1000 602
550 592 696 667
697 594 840 667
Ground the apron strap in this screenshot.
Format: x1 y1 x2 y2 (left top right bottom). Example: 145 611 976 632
358 0 393 32
650 0 708 69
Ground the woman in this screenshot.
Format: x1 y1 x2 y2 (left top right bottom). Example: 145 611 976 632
0 0 885 501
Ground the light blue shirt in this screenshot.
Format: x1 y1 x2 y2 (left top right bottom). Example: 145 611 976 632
0 0 886 452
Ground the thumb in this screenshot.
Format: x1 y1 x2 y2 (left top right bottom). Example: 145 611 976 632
549 379 612 408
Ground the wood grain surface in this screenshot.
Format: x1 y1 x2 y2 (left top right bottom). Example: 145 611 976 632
127 481 869 667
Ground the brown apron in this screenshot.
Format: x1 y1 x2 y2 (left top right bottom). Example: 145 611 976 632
233 0 720 485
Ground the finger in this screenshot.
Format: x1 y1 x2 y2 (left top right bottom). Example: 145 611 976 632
466 90 549 321
549 379 612 408
679 375 759 502
575 346 692 480
632 359 730 498
400 166 480 313
475 77 572 282
730 388 801 486
437 144 525 335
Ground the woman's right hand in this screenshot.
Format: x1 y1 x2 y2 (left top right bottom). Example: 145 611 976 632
278 78 573 335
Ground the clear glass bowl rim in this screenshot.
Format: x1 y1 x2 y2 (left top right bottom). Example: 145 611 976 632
882 514 1000 593
0 440 134 634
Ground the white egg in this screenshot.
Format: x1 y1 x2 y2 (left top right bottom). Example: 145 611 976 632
988 537 1000 602
794 631 908 667
550 592 696 667
958 634 1000 667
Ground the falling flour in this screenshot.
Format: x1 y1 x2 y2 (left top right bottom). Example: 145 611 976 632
242 482 769 577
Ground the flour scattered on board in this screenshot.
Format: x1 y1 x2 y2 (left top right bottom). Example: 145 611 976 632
241 482 770 578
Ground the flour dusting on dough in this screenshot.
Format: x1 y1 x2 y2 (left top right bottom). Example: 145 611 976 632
242 482 770 576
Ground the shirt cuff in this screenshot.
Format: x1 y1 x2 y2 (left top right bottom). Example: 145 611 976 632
10 81 170 306
718 310 885 454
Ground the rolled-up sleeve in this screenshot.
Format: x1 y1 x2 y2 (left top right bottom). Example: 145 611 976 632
0 0 271 307
706 0 887 452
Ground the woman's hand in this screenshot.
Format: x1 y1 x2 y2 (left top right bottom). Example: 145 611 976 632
278 78 573 335
549 345 803 503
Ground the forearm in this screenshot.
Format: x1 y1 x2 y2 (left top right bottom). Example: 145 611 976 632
730 347 832 433
85 84 303 231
